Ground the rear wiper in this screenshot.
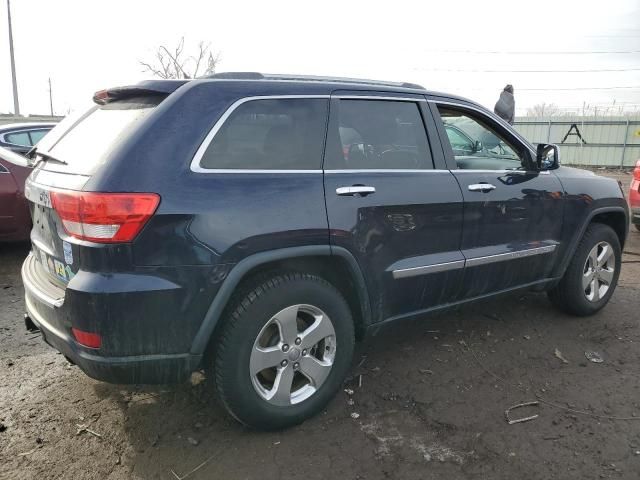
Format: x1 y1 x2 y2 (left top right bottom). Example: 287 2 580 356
32 151 68 166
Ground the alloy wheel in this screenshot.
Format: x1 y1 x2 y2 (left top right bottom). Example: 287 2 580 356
249 304 336 406
583 241 615 302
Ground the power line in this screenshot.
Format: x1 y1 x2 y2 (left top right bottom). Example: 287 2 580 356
519 86 640 91
425 50 640 55
420 67 640 73
459 85 640 91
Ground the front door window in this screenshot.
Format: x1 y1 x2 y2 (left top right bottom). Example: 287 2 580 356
438 107 526 171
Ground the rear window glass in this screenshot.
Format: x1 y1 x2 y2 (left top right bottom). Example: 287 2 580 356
42 96 162 174
199 98 328 170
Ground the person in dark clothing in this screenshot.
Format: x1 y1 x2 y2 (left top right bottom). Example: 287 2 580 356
494 84 515 125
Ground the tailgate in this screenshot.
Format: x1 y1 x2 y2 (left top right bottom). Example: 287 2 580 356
24 170 89 288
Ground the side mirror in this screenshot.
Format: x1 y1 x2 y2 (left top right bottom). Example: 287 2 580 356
472 140 483 153
536 143 559 170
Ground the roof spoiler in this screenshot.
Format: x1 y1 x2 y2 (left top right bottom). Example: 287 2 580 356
92 80 188 105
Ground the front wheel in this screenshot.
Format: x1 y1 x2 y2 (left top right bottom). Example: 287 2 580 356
211 272 354 430
548 223 621 316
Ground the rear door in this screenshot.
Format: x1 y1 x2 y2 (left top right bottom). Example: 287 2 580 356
323 92 465 322
429 99 564 298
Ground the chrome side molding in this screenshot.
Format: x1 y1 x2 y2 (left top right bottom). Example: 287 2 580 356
392 260 465 279
392 244 557 279
465 245 557 268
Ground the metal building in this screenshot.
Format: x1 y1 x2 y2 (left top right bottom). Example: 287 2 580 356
513 116 640 168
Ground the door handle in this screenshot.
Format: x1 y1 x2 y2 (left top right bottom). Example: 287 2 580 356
336 186 376 196
468 183 496 192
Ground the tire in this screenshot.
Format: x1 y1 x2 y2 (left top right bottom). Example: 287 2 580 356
211 272 355 430
548 223 621 316
635 224 640 232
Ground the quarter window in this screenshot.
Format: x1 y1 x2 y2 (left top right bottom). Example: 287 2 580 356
199 98 328 170
28 130 49 144
5 131 31 146
437 106 525 171
325 99 432 170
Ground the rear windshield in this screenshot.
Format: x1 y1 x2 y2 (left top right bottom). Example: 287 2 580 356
40 96 162 175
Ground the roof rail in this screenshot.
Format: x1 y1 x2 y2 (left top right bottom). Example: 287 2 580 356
205 72 425 90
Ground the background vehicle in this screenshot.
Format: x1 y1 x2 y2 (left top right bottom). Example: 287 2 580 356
0 146 32 241
0 122 56 154
631 159 640 231
21 74 628 430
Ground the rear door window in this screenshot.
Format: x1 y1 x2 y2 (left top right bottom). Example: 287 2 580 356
41 96 163 175
325 99 433 170
198 98 328 170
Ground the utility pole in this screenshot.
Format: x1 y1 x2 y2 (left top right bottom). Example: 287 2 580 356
48 78 54 116
7 0 20 115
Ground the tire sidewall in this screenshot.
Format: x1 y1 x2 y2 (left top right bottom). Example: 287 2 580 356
215 275 354 429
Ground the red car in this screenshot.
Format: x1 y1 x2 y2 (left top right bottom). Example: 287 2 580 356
632 159 640 232
0 146 32 241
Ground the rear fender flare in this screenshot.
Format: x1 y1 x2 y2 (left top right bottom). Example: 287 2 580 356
189 245 371 355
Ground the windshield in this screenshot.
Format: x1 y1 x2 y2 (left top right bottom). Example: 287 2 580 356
0 146 30 167
40 96 162 175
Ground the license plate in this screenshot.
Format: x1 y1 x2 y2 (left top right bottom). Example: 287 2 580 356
32 245 71 284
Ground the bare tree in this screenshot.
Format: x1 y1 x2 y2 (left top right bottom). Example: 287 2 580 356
140 38 220 79
526 102 561 117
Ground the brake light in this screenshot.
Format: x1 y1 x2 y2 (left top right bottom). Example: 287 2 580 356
71 328 102 348
51 191 160 243
633 159 640 181
92 89 111 105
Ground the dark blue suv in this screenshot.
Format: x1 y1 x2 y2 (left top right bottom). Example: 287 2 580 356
21 73 629 429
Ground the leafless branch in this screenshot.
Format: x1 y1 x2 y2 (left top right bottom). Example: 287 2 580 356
140 37 220 79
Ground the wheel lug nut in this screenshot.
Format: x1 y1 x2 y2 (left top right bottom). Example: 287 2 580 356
281 360 288 367
302 349 307 356
293 362 299 370
282 344 289 352
295 337 301 345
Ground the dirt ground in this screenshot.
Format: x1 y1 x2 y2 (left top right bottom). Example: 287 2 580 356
1 172 640 480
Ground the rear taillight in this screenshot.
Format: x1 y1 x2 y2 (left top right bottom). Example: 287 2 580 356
51 191 160 243
633 159 640 181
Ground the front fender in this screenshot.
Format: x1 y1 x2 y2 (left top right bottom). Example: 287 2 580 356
553 204 628 280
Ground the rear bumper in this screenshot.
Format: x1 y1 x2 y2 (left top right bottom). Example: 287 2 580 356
22 253 203 384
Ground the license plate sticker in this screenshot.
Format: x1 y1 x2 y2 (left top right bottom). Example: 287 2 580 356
53 259 68 282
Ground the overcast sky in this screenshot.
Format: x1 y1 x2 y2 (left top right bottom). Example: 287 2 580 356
1 0 639 116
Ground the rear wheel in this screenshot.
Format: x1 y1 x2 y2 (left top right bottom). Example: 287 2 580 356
548 223 621 316
211 272 354 430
